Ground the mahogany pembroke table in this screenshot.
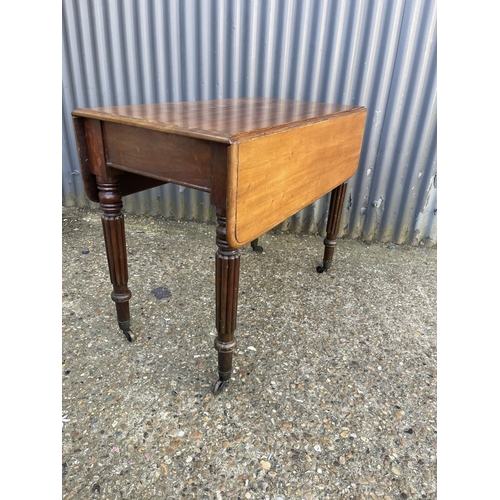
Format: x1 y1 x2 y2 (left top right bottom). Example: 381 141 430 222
71 98 367 394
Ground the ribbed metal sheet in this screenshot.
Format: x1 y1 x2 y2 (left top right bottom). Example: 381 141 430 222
62 0 437 245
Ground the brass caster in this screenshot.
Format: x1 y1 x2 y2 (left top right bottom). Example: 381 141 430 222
316 261 331 273
211 379 227 395
122 329 134 342
251 239 263 253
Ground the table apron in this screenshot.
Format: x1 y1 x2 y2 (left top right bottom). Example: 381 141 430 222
102 121 212 191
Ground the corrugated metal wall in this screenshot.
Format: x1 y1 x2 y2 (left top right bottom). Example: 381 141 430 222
62 0 437 245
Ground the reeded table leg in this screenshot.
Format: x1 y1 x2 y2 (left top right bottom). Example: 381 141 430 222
212 208 240 394
97 176 133 341
317 182 348 273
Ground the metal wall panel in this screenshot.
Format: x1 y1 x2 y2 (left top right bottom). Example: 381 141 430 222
62 0 437 245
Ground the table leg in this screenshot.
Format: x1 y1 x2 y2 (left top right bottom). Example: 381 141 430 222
317 182 348 273
213 208 240 394
96 176 133 341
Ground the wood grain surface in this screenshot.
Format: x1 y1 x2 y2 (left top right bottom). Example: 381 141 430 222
72 99 367 249
225 108 367 248
73 98 360 143
103 121 212 191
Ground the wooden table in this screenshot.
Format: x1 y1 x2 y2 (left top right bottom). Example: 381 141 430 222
72 98 367 393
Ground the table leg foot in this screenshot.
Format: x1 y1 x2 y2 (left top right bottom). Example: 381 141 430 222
117 319 134 341
316 263 330 273
211 378 228 395
251 238 263 253
317 182 347 273
122 329 134 342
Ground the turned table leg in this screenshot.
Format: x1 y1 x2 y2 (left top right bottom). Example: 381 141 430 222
317 182 348 273
212 208 240 394
96 176 133 341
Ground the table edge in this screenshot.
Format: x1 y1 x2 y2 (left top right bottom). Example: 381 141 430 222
71 105 367 145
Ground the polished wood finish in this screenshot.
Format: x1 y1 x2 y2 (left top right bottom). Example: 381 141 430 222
317 182 348 273
72 117 167 203
103 122 212 191
73 98 362 143
96 176 132 337
214 208 240 382
209 142 229 207
226 111 366 247
71 98 367 390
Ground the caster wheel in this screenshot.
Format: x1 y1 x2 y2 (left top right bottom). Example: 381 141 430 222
251 240 264 253
122 329 134 342
211 379 227 395
316 265 325 273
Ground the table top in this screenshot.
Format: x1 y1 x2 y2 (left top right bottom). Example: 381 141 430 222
72 98 367 249
72 97 364 144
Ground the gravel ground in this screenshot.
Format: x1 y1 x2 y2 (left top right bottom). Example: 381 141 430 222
62 206 437 500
